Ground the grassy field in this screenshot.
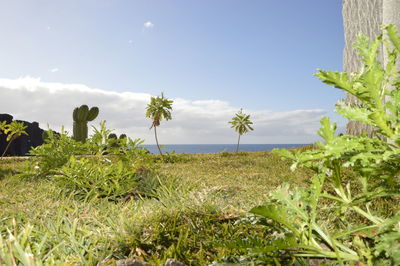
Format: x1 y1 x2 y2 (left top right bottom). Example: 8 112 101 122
0 150 311 265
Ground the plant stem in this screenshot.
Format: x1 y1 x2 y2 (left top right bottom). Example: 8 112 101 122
236 133 241 152
154 125 163 156
351 206 383 225
1 139 13 158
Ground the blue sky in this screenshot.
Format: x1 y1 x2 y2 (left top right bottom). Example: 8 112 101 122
0 1 346 144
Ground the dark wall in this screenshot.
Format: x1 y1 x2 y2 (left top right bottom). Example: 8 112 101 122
0 114 44 156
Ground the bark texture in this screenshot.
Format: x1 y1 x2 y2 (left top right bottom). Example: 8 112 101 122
342 0 383 137
343 0 400 136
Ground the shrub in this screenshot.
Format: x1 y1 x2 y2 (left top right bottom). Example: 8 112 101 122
55 157 146 201
29 128 86 176
27 121 159 201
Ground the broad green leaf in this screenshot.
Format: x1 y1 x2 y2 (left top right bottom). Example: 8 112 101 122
272 148 295 160
315 70 355 94
250 204 298 233
317 117 336 144
384 24 400 53
335 101 373 125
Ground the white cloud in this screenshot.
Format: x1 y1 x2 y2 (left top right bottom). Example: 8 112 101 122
0 77 328 144
143 21 154 28
49 68 59 73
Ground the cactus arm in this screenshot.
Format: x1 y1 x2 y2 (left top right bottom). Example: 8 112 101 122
73 107 79 121
87 107 99 121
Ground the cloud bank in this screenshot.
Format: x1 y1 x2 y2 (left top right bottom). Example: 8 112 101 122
0 77 327 144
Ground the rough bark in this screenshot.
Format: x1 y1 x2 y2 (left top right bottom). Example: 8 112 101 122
342 0 383 137
343 0 400 137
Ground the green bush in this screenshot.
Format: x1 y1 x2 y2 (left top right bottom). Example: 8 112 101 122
225 25 400 265
29 128 86 176
27 121 159 201
55 157 144 201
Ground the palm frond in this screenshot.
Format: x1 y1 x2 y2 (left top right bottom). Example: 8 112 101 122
229 109 254 136
145 92 173 127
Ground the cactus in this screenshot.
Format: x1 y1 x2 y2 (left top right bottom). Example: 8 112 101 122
73 105 99 142
108 133 117 140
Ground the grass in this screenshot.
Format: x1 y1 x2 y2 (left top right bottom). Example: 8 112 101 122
0 150 311 265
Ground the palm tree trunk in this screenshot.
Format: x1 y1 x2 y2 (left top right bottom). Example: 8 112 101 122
1 139 13 158
236 133 241 152
343 0 383 137
154 126 163 156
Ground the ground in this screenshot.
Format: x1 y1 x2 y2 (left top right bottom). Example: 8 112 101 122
0 151 311 265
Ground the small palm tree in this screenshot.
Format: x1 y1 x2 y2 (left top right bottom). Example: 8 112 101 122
145 92 173 156
1 121 28 157
229 109 254 152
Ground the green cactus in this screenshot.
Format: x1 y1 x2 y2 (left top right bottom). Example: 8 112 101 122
73 105 99 142
108 133 117 139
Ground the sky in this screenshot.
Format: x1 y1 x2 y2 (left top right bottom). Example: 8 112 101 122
0 0 346 144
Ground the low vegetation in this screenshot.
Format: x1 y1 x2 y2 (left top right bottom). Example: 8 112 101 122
0 149 309 265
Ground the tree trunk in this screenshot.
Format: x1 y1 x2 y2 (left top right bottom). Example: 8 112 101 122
342 0 383 137
236 133 241 152
1 139 13 157
154 126 163 156
342 0 400 137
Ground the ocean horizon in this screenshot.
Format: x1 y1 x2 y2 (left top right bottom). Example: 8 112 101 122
141 144 308 154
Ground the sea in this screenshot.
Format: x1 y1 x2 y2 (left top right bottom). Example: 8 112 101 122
141 144 308 154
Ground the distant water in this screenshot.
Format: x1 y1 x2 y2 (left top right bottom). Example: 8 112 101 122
141 144 308 154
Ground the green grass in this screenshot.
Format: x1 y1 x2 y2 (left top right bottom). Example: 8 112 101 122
0 151 311 265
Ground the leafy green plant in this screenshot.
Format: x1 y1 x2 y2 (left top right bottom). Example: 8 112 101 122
225 25 400 265
0 121 28 158
55 156 145 201
145 92 173 156
86 120 114 156
229 109 254 152
28 122 159 201
29 128 86 176
104 132 131 155
28 121 154 186
0 121 7 136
